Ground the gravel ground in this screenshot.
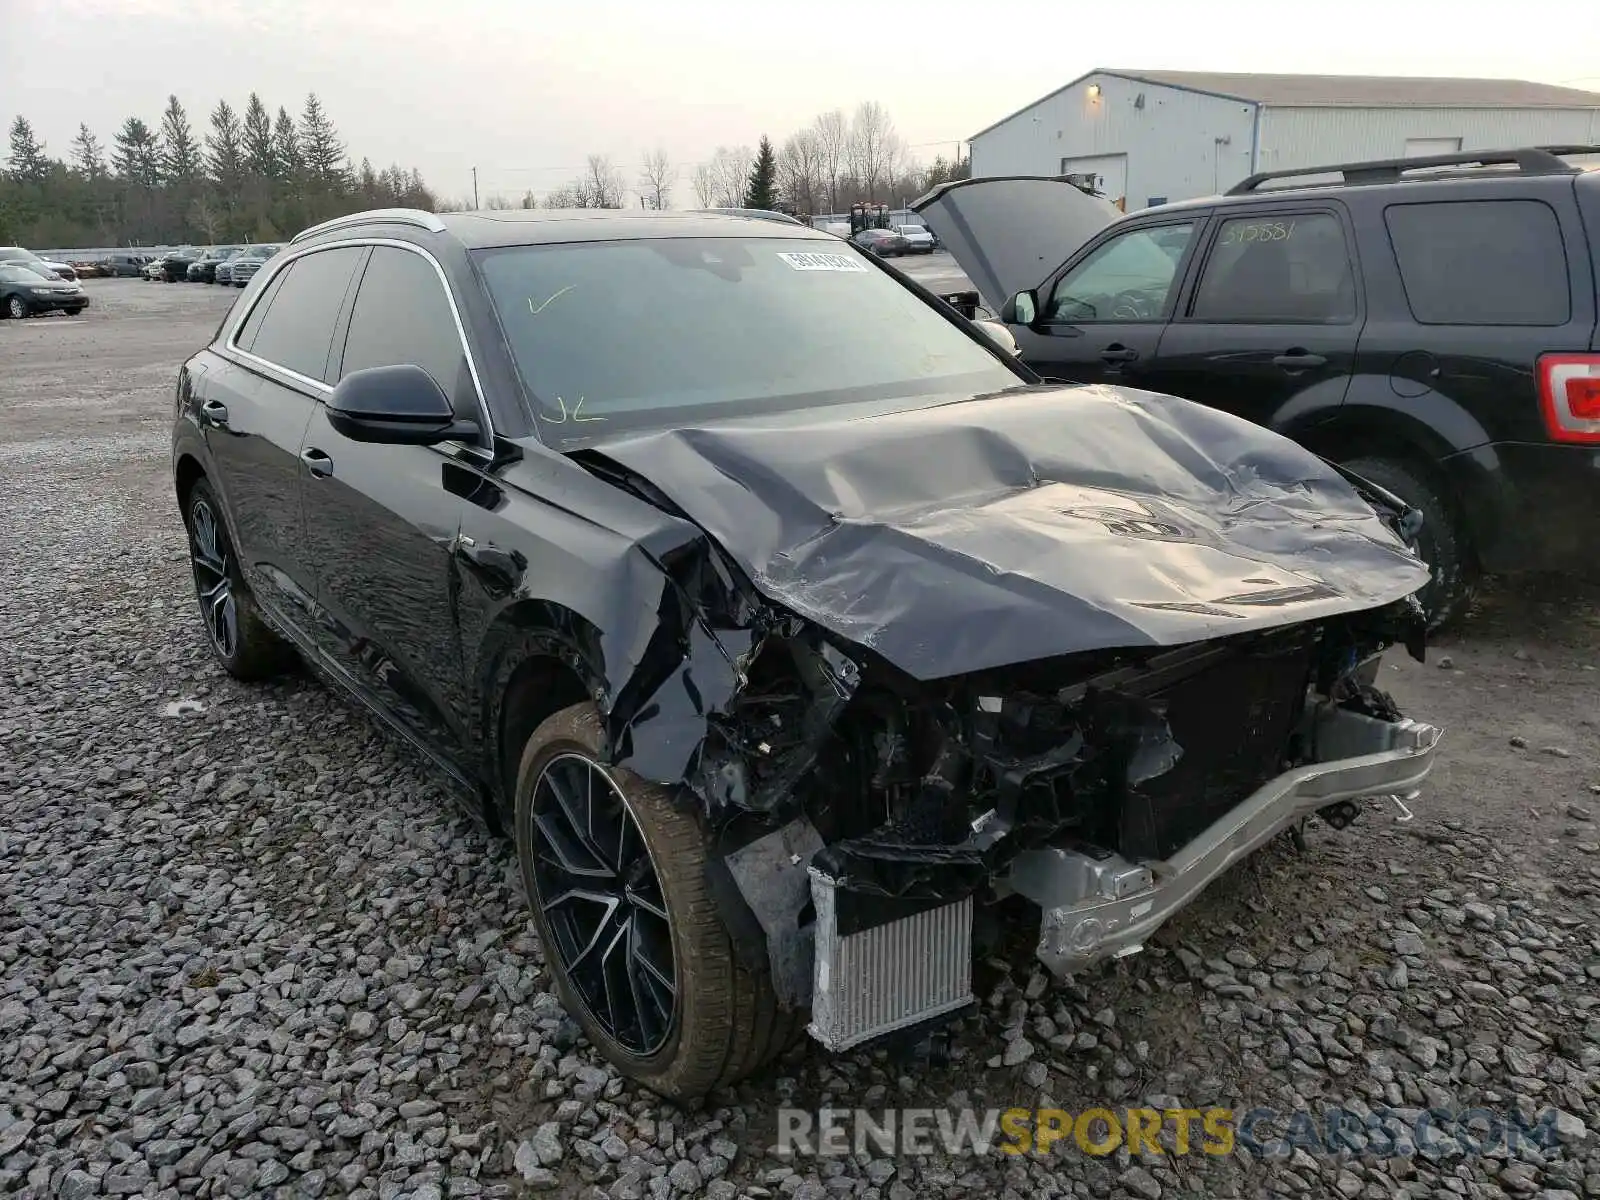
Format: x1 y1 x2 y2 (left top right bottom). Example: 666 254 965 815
3 278 1600 1200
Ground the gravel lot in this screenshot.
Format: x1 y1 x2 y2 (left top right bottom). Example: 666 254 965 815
4 278 1600 1200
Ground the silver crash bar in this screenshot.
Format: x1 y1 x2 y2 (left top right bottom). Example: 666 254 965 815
1003 707 1441 977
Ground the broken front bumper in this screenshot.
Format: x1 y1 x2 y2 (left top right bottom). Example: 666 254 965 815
1003 707 1441 977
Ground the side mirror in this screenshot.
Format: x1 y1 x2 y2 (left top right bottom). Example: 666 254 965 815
1000 290 1038 326
327 364 477 446
972 319 1021 357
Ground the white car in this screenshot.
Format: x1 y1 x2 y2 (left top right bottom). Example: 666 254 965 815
0 246 78 282
894 224 935 253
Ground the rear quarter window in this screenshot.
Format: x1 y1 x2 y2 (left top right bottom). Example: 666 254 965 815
1384 199 1570 326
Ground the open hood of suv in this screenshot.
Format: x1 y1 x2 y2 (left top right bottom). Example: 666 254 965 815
590 385 1430 681
912 176 1122 311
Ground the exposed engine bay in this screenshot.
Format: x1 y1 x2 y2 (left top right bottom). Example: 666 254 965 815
692 593 1431 1050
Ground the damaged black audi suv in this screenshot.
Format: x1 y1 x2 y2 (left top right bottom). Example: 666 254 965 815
171 206 1441 1098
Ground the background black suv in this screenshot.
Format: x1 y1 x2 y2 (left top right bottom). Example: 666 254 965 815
925 147 1600 624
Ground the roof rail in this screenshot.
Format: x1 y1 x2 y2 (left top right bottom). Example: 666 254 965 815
289 208 447 245
1225 145 1600 196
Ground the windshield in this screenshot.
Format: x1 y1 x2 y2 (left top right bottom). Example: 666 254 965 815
475 236 1019 443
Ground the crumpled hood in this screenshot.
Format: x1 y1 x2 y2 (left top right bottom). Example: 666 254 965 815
593 385 1430 680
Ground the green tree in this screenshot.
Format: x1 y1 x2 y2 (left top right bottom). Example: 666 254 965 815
272 107 303 182
159 95 202 182
744 135 778 210
207 100 244 203
71 124 106 180
7 116 51 183
298 93 346 188
241 93 276 178
112 117 161 186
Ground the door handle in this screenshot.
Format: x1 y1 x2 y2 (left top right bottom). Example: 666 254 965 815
1272 351 1328 370
300 447 334 478
200 399 230 427
1099 345 1139 364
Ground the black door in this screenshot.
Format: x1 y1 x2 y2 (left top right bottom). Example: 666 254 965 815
1143 208 1362 430
1012 218 1204 387
300 244 482 774
200 246 366 630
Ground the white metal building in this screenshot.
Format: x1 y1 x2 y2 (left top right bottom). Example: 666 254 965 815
968 70 1600 212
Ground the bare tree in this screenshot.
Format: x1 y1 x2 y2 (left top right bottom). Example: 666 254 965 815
847 101 901 202
777 130 824 219
812 108 848 214
189 196 223 242
543 181 588 208
691 163 715 208
708 145 752 208
483 193 514 210
585 154 626 208
638 148 675 210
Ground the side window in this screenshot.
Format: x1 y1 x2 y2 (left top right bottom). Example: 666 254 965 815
337 247 468 407
232 265 289 352
1047 223 1194 322
1384 200 1569 326
245 247 365 382
1190 213 1355 323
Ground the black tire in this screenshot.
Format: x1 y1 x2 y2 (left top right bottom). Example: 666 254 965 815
5 295 29 320
183 478 297 680
514 702 800 1099
1342 455 1476 629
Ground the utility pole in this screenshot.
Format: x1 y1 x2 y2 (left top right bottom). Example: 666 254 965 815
472 167 479 210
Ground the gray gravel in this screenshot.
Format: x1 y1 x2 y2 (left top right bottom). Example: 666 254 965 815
3 279 1600 1199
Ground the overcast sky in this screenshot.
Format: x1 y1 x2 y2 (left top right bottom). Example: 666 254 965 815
5 0 1599 204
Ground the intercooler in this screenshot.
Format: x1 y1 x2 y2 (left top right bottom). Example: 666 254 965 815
806 867 974 1051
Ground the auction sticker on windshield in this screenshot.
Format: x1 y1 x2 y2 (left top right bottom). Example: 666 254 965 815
777 251 869 272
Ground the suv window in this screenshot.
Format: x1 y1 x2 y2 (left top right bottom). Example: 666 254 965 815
1384 200 1570 326
242 247 365 382
1047 223 1194 322
338 247 468 405
1190 213 1354 323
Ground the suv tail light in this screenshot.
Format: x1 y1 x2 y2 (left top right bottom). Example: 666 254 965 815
1538 354 1600 443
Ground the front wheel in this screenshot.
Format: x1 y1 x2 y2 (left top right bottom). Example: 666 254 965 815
1342 455 1476 629
514 703 800 1099
6 296 29 319
184 479 297 680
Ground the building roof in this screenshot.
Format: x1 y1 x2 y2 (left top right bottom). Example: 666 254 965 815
1107 69 1600 108
971 69 1600 139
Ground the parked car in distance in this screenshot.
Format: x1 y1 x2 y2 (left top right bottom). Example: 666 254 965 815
70 259 106 278
158 247 202 281
894 224 936 253
0 246 77 282
188 247 243 284
851 227 909 256
226 244 281 287
144 257 168 281
0 263 89 317
918 145 1600 627
172 206 1435 1099
101 254 148 278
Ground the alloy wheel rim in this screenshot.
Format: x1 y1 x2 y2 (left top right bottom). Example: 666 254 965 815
188 498 238 660
8 298 24 318
529 752 677 1056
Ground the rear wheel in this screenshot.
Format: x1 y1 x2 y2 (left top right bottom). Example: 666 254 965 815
514 702 801 1099
184 479 297 680
1342 455 1476 629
